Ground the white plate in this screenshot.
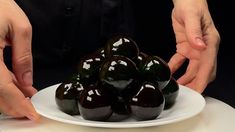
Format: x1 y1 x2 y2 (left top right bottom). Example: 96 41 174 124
31 84 205 128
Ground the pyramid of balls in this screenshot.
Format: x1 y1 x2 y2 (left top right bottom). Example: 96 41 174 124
55 35 179 121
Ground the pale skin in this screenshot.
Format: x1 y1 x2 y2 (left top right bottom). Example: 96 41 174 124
0 0 39 121
0 0 220 121
169 0 220 93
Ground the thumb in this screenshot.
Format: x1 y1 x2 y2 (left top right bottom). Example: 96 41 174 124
11 24 36 97
185 14 206 50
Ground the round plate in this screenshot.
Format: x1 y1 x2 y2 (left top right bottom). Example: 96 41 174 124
31 84 205 128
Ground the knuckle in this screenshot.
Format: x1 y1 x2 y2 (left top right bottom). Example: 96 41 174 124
210 27 221 44
17 23 32 38
13 52 32 66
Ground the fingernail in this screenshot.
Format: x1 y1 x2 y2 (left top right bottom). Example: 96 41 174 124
23 72 33 86
195 38 206 46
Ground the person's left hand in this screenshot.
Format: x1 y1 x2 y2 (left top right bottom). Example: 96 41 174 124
168 0 220 93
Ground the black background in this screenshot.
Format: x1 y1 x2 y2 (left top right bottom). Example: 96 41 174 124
203 0 235 108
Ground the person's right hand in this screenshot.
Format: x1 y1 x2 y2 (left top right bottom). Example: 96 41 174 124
0 0 39 121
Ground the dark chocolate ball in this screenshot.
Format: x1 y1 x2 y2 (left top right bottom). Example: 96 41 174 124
78 83 113 121
99 55 137 93
55 74 84 115
104 35 139 60
162 77 179 109
130 81 165 121
77 50 105 85
139 55 171 89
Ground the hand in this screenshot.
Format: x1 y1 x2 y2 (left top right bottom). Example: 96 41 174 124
0 0 39 121
168 0 220 93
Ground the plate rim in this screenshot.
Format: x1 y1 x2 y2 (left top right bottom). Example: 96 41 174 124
31 83 205 128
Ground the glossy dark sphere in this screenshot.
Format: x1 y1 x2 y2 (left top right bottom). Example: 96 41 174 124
100 82 131 116
162 77 179 109
77 51 105 85
130 82 165 121
110 80 142 115
104 35 139 60
134 52 148 70
96 47 106 58
111 95 131 115
139 56 171 89
78 83 113 121
99 55 137 93
121 79 141 101
55 74 84 115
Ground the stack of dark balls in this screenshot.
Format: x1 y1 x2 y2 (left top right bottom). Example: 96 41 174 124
55 35 179 121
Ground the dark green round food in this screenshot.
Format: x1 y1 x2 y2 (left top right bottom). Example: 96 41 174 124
129 81 165 120
104 35 139 60
162 77 179 109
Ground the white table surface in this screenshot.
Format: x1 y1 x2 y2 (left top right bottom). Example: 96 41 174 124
0 97 234 132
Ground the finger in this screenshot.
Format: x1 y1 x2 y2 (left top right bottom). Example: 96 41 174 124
188 58 216 93
176 43 201 60
0 50 3 61
177 60 199 85
186 70 209 93
0 98 23 117
22 87 37 98
168 53 186 74
185 13 206 50
0 37 6 61
2 36 36 97
0 61 40 121
9 71 37 97
0 83 40 121
10 21 35 97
